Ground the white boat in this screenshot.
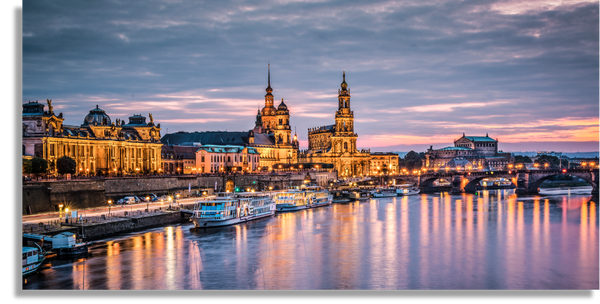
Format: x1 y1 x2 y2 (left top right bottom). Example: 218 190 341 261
50 232 89 256
371 188 397 198
273 186 332 212
22 244 45 276
395 184 420 196
191 194 275 228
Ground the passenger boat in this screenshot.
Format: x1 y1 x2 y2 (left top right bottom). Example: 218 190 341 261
190 194 275 228
370 188 397 198
273 186 332 212
395 184 420 196
22 244 45 276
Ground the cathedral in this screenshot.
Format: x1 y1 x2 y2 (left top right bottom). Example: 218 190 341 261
161 65 299 170
248 64 300 167
299 71 372 177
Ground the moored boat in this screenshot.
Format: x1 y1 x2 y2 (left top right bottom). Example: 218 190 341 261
395 184 420 196
22 244 45 276
50 232 89 256
349 190 370 201
191 194 275 228
370 188 397 198
273 186 332 212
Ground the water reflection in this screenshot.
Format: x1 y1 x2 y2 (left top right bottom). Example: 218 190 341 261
23 191 599 290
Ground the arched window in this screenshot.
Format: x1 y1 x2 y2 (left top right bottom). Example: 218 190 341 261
228 156 231 162
344 142 348 151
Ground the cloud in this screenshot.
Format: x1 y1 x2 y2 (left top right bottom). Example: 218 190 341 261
22 0 599 151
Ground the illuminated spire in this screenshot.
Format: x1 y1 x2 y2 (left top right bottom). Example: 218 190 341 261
265 63 273 95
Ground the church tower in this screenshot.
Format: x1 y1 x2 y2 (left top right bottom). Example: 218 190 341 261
332 71 357 154
274 98 292 146
261 64 277 132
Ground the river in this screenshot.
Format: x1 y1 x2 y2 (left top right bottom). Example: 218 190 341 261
23 189 599 290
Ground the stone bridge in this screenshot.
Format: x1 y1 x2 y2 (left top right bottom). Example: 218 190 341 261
393 169 598 195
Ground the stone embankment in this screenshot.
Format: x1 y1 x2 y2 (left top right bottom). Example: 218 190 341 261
23 209 190 241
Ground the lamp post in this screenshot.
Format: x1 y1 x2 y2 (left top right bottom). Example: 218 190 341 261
176 194 180 207
146 196 150 212
108 199 112 216
544 163 549 170
168 196 172 210
113 168 117 177
86 168 90 177
136 167 140 176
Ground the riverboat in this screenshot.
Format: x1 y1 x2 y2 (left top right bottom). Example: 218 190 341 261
395 184 420 196
22 244 45 276
273 186 332 212
371 188 397 198
349 190 371 201
50 232 89 256
191 194 275 228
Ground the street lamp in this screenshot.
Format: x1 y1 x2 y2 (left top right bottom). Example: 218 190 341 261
146 196 150 211
544 163 549 169
108 199 112 216
86 168 90 176
168 196 172 209
176 194 180 207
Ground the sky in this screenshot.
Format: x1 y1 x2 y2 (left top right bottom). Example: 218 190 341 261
21 0 599 152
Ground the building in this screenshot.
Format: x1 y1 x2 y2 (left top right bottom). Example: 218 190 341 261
22 100 163 175
161 144 260 174
161 65 299 169
423 133 511 171
299 72 372 177
369 152 399 175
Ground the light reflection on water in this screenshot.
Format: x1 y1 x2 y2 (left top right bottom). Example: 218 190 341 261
23 190 599 290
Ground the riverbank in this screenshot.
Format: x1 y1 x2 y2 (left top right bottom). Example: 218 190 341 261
22 208 190 242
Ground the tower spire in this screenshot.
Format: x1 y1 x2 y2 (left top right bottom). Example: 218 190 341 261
268 63 270 88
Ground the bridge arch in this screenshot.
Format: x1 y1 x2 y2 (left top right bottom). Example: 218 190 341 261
527 172 596 194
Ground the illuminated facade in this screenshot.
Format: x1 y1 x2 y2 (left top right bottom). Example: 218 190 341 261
249 64 299 168
369 152 399 175
423 133 511 170
299 72 371 177
22 100 163 175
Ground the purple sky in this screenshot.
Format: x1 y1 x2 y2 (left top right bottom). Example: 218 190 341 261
22 0 599 152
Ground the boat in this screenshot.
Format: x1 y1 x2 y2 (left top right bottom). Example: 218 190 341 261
23 232 89 257
395 184 420 196
349 190 370 201
50 232 89 256
191 194 275 228
370 188 397 198
22 244 45 276
273 186 332 212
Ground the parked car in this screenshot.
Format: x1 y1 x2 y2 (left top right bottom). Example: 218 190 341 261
133 196 142 203
122 196 137 204
116 198 125 204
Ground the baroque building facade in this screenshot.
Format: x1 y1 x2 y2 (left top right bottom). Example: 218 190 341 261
299 72 371 177
22 100 163 175
423 133 512 170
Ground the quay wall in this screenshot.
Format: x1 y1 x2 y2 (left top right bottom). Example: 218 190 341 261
22 171 337 215
66 211 185 241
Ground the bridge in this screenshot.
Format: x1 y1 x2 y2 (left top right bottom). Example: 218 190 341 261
393 169 599 195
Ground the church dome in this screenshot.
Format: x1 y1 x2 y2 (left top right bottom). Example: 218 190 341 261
277 98 288 110
83 105 111 126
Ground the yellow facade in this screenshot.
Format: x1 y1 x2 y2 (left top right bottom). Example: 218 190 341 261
22 100 162 175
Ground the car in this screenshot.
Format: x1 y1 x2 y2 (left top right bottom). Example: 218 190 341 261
116 198 125 204
133 196 142 203
122 196 137 204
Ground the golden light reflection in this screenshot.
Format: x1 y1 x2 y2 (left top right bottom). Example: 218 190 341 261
106 241 121 289
165 226 176 290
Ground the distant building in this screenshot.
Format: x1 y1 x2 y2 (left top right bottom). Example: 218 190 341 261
22 100 163 175
423 133 511 170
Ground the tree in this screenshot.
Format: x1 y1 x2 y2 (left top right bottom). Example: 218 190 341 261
56 156 77 175
536 155 561 169
22 158 32 174
30 157 48 174
400 151 425 171
513 155 532 164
